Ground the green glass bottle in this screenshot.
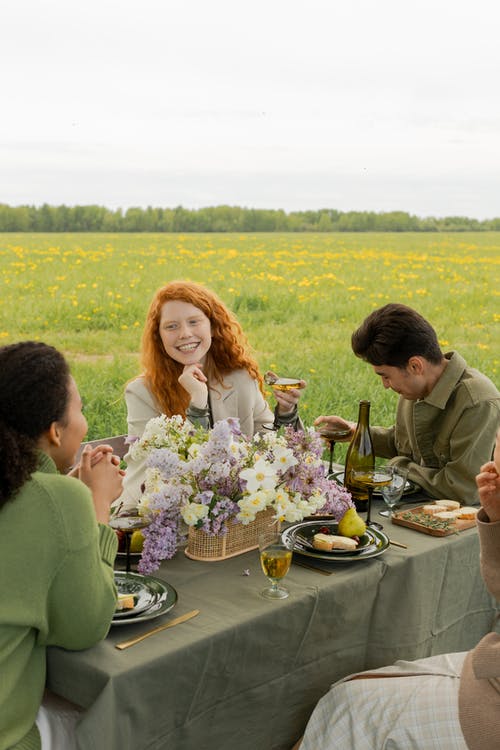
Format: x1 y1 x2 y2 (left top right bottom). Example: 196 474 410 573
344 400 375 511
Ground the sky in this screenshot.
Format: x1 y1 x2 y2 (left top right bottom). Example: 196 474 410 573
2 0 500 219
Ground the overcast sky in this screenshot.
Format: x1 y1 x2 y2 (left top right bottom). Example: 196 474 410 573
2 0 499 218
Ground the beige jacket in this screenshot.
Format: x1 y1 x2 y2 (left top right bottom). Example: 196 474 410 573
370 352 500 502
117 371 274 511
459 509 500 749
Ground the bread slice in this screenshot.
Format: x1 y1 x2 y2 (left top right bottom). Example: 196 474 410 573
435 499 461 510
313 533 358 551
422 504 441 515
434 511 459 521
116 594 135 611
456 506 479 520
313 533 335 551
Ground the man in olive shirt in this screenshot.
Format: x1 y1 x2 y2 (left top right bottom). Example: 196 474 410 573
315 303 500 501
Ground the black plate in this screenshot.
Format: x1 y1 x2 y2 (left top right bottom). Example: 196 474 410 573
288 522 375 555
282 519 389 562
111 571 177 625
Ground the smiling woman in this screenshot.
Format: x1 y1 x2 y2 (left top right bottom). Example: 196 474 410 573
116 280 305 511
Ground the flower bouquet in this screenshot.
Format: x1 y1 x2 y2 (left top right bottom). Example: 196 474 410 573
128 414 353 573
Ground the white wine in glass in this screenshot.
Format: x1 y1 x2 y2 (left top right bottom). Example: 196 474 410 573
264 372 305 391
259 531 292 599
351 468 392 529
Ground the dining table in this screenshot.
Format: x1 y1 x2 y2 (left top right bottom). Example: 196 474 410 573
47 490 497 750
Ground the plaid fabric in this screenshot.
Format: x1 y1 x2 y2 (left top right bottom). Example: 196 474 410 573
300 652 468 750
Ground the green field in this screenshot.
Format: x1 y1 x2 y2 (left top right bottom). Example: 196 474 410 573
1 232 499 461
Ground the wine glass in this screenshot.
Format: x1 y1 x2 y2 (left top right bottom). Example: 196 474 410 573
317 425 352 475
258 530 292 599
264 372 305 392
351 467 393 530
378 466 409 518
109 513 149 573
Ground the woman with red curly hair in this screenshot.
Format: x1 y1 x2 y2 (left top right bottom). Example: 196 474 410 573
118 281 304 510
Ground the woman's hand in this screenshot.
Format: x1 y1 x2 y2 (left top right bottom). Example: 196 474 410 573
67 444 123 478
78 446 124 524
313 415 356 440
273 382 306 415
178 363 208 409
476 460 500 522
266 371 306 416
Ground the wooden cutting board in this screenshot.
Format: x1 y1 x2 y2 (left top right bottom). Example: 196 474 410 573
391 506 477 537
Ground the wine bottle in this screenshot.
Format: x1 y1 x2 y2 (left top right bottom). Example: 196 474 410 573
344 400 375 511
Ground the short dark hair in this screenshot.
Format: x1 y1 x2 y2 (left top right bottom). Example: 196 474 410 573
0 341 71 506
351 304 443 367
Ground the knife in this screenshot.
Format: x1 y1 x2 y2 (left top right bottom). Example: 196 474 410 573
115 609 200 650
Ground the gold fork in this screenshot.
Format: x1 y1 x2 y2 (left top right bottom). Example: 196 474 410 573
115 609 200 650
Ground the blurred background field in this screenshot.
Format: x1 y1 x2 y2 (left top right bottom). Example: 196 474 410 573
1 231 498 462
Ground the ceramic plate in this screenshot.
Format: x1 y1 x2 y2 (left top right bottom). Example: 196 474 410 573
288 521 376 555
331 471 418 497
282 519 389 563
111 571 177 626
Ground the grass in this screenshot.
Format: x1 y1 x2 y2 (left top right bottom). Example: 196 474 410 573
1 231 499 461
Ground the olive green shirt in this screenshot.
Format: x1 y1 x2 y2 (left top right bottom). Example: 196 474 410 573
0 453 117 750
370 352 500 502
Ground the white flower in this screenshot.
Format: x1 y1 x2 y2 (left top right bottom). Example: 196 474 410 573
143 466 167 495
238 490 269 514
235 507 258 524
271 446 298 473
137 493 152 515
240 458 277 492
181 502 209 526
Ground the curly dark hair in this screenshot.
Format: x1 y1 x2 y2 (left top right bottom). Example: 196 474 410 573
0 341 71 507
351 303 443 367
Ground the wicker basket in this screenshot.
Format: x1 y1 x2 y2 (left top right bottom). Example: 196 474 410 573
185 507 278 562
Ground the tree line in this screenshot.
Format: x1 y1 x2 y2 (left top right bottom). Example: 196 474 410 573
0 203 499 232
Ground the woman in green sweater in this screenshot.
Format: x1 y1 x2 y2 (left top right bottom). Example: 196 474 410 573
0 341 123 750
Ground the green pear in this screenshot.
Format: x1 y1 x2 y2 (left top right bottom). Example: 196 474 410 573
337 508 366 538
129 530 145 553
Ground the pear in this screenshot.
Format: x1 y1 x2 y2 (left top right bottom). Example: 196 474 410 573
337 508 366 538
129 530 145 553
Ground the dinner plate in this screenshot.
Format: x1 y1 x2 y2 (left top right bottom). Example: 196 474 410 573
331 471 418 497
282 519 389 562
111 571 177 626
288 523 376 555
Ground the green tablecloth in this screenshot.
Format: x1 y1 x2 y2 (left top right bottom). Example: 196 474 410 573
47 501 496 750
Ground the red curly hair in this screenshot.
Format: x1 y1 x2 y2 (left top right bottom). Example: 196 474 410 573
140 281 265 417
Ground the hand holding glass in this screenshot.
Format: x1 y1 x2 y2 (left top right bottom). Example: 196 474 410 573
379 466 409 518
259 531 292 599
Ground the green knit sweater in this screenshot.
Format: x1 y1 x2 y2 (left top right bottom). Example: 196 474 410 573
0 453 118 750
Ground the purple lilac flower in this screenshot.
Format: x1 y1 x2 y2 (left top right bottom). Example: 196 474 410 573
199 497 239 535
316 480 354 520
147 448 184 479
138 512 179 574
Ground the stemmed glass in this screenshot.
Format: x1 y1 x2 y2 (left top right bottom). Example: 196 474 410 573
109 513 148 573
264 372 305 392
318 426 352 475
258 530 292 599
378 466 409 518
351 467 393 530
